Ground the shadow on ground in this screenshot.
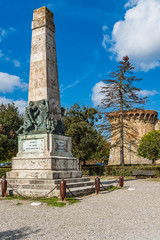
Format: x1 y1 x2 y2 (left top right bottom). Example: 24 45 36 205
0 227 40 240
101 178 137 185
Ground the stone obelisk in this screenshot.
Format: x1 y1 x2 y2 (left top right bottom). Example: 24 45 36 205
29 7 61 121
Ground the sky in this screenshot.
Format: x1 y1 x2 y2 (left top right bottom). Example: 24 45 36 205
0 0 160 114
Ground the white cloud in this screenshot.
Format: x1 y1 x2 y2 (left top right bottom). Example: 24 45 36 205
14 100 28 114
124 0 138 8
91 81 106 107
103 0 160 71
0 26 16 42
102 25 108 31
0 97 27 114
0 72 28 93
13 59 21 67
139 89 159 97
102 33 110 51
0 52 21 68
61 80 79 93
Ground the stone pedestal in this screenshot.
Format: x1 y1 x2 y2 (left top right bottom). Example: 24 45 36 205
7 134 81 180
7 134 82 197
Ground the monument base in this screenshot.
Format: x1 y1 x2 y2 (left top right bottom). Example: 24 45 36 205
7 133 83 197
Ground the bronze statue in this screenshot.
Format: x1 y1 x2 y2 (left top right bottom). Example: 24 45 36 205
17 99 65 135
35 99 49 131
17 101 39 134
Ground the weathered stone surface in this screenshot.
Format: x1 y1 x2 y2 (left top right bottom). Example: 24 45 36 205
6 177 91 197
17 133 73 158
108 110 160 165
7 170 82 179
7 133 80 178
11 157 78 170
29 7 61 122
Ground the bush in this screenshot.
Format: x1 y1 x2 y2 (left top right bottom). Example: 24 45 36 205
82 165 105 176
0 168 11 178
82 165 160 177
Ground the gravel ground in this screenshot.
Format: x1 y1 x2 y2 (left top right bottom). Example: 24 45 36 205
0 179 160 240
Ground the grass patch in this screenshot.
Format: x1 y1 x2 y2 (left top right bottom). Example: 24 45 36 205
37 197 66 207
0 195 31 201
16 202 23 205
38 197 79 207
66 197 79 204
0 195 79 207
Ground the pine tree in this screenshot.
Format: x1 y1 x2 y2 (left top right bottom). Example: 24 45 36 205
100 56 148 166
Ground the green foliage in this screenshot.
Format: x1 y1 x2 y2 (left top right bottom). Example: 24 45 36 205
0 103 23 162
82 165 160 177
38 197 66 207
82 165 105 176
0 168 11 178
63 103 109 164
138 130 160 164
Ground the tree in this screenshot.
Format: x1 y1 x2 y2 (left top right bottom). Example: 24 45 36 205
137 130 160 165
0 103 23 162
63 103 109 165
100 56 147 166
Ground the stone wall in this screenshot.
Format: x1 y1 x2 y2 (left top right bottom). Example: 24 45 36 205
108 110 160 165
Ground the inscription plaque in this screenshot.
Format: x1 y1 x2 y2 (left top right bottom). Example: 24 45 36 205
23 139 44 152
56 140 67 152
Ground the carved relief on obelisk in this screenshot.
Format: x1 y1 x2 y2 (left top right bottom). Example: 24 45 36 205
28 7 61 121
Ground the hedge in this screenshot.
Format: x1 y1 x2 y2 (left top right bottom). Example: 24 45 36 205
81 165 160 177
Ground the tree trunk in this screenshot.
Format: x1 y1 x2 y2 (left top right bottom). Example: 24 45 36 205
152 159 156 165
119 78 124 167
83 159 86 166
120 125 124 166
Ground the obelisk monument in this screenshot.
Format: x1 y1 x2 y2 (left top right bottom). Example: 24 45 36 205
29 7 61 121
6 7 82 197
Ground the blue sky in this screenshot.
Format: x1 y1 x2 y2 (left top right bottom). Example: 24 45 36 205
0 0 160 114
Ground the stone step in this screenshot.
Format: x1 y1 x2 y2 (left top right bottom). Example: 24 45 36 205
8 184 56 190
7 181 93 190
66 184 114 197
7 188 60 198
7 185 95 197
7 170 82 179
7 179 56 185
57 181 93 189
7 182 113 198
7 177 90 185
66 185 95 196
54 177 90 184
66 185 113 197
7 180 93 190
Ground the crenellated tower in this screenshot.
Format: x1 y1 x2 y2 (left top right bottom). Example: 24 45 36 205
108 110 159 165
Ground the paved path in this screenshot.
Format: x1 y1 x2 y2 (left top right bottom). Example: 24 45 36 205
0 179 160 240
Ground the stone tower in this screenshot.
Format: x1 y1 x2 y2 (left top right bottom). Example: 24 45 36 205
29 7 61 121
108 110 160 165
